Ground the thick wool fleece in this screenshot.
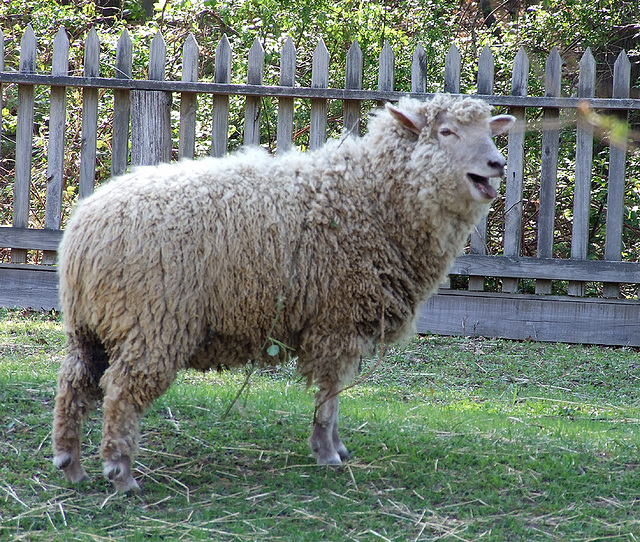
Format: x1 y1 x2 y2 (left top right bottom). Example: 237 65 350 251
56 95 498 479
61 97 491 382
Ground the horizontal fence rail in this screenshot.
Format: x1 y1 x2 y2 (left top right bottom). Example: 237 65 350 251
1 25 639 346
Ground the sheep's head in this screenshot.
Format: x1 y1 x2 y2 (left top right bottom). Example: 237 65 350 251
387 97 515 203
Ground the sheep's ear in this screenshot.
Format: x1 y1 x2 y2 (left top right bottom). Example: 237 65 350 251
387 103 429 135
490 114 516 135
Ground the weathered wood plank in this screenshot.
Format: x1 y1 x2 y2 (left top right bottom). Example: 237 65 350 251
130 91 172 165
417 290 640 346
148 30 166 80
411 43 427 94
131 31 172 166
377 40 394 99
535 47 562 294
502 47 529 293
444 44 461 93
343 40 362 136
112 29 132 176
244 37 264 147
12 25 37 264
4 70 640 110
276 37 295 154
469 45 495 291
310 38 329 150
179 33 198 159
78 27 100 199
569 48 596 296
603 50 631 298
211 35 231 157
43 27 69 265
0 227 63 251
451 253 640 283
0 267 60 310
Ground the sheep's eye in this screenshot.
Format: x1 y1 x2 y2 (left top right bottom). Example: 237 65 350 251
439 127 454 136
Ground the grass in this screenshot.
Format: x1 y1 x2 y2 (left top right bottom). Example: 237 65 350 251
1 308 639 541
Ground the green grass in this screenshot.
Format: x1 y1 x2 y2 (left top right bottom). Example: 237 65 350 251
1 308 639 541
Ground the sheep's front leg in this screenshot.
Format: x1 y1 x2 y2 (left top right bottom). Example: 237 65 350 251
309 382 350 464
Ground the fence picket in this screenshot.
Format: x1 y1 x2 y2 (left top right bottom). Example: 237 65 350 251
411 44 427 94
502 47 529 293
131 31 171 166
149 30 166 80
12 25 36 264
535 47 562 294
343 40 362 136
276 37 296 154
310 38 329 150
569 48 596 297
211 35 231 157
78 28 100 199
603 50 631 298
179 33 199 159
42 27 69 265
469 45 495 291
112 30 132 176
378 40 394 94
244 37 264 146
444 45 461 93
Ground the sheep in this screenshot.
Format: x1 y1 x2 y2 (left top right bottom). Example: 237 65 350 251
52 94 515 492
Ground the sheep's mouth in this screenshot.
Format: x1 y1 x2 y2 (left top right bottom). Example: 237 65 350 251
467 173 497 200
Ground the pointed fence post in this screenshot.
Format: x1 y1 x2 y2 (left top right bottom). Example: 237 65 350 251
131 31 172 166
12 25 36 264
411 43 427 94
276 37 296 154
502 47 529 294
43 27 69 265
377 40 394 101
211 35 231 157
469 45 495 292
444 44 461 94
78 27 100 199
343 40 362 136
244 37 264 147
535 47 562 295
310 38 329 150
179 33 199 159
603 50 631 298
112 30 132 176
568 48 595 297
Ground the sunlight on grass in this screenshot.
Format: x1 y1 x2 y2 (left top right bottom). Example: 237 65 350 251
1 309 640 541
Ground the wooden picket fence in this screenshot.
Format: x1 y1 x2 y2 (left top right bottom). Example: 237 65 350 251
1 26 639 346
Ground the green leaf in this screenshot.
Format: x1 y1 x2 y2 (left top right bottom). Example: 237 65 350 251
266 344 280 357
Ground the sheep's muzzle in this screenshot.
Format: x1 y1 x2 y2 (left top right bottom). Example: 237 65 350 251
467 173 497 200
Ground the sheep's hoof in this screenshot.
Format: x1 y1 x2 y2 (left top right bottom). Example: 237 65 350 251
317 454 343 466
104 459 141 493
334 441 351 461
53 453 89 484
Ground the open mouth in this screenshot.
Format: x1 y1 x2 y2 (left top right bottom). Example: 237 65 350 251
467 173 497 200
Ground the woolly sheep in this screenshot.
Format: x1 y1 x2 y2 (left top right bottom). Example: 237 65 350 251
53 95 515 492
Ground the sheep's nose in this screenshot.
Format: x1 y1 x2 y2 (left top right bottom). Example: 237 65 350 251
488 158 506 174
488 158 506 170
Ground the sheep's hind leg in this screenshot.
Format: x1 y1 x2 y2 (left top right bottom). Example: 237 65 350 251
100 353 178 492
309 382 349 465
53 333 108 484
